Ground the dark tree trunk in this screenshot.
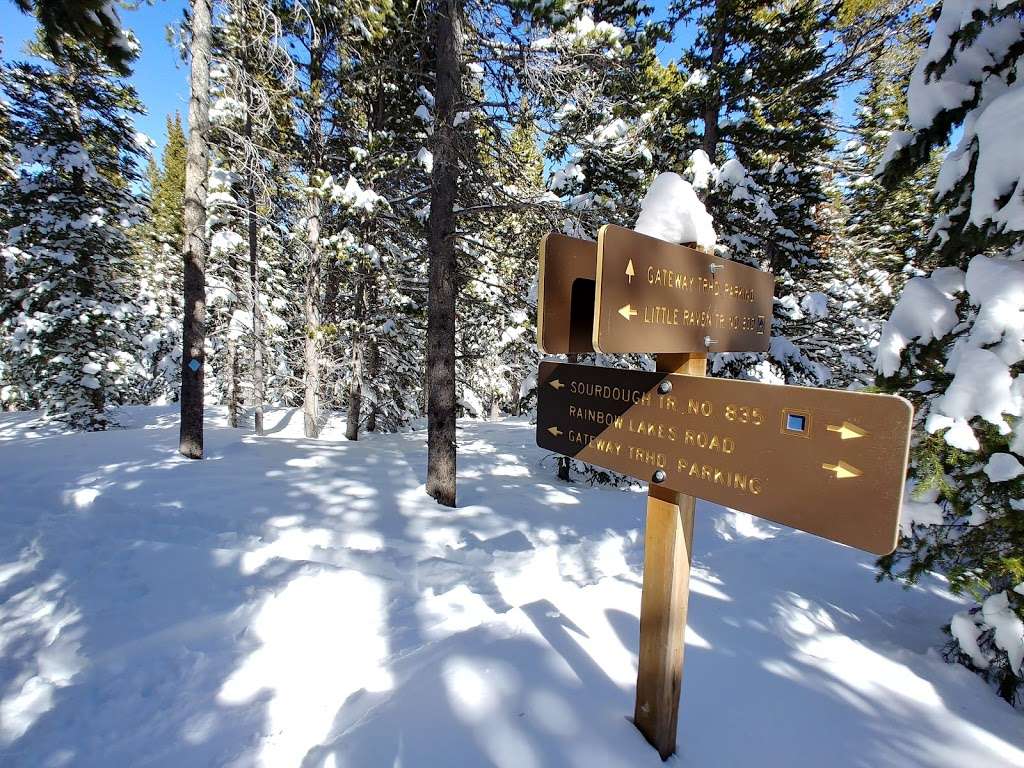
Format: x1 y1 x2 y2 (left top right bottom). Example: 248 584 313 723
366 339 379 432
179 0 212 459
227 250 241 428
345 277 366 441
246 111 264 437
425 0 462 507
701 10 727 160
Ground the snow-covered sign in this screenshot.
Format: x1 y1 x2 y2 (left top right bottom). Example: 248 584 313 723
536 227 773 356
592 225 773 354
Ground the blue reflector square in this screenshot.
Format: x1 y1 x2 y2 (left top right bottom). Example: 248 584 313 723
786 413 806 432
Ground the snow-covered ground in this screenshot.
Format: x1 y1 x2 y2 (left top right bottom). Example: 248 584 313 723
0 406 1022 768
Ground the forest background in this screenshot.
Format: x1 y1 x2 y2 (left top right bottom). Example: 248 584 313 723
2 0 1022 709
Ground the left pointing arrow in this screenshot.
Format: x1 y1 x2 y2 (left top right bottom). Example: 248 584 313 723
549 379 564 390
547 426 563 437
618 304 638 320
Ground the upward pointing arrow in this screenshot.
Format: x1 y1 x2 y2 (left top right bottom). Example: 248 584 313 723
618 304 638 320
626 259 635 283
827 421 868 440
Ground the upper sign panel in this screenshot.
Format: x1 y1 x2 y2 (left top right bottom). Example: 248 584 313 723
593 225 775 354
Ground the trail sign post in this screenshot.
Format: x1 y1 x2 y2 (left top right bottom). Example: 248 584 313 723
532 229 913 760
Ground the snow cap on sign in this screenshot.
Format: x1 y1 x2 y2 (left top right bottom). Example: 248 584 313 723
634 172 716 249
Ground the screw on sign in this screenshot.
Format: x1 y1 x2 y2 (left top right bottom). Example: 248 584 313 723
532 230 913 761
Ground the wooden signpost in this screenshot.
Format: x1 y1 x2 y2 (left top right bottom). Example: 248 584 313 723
533 228 913 760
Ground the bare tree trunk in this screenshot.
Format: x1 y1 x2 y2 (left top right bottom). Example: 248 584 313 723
246 112 264 437
426 0 462 507
304 203 321 437
345 278 366 441
179 0 212 459
490 399 500 421
366 339 379 432
302 36 325 439
701 9 727 160
226 250 241 428
226 337 239 427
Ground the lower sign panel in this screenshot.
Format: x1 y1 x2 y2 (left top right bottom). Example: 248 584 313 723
536 362 912 555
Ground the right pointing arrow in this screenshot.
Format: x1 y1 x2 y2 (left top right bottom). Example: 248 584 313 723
827 421 868 440
547 426 563 437
821 460 862 479
618 304 638 320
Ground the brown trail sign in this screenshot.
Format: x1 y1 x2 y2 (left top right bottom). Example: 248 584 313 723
537 361 912 556
537 226 774 356
537 233 597 355
531 227 914 762
594 225 774 354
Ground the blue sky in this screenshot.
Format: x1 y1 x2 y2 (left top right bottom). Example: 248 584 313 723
2 0 859 160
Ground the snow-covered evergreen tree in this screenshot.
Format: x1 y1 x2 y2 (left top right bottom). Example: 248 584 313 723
138 113 186 403
0 35 147 429
316 0 429 437
875 0 1024 706
844 16 938 296
539 1 665 236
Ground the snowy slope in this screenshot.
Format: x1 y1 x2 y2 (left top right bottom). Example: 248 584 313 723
0 407 1022 768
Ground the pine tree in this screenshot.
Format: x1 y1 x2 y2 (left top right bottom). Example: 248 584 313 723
844 16 938 293
875 0 1024 706
139 113 187 403
541 1 667 236
208 0 297 432
0 34 147 428
659 0 838 385
152 114 188 248
324 0 429 440
816 18 939 388
458 110 548 423
13 0 139 75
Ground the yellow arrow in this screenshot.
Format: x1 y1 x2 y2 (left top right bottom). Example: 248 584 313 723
821 460 862 479
549 379 564 390
618 304 638 320
626 259 635 283
827 421 868 440
547 426 563 437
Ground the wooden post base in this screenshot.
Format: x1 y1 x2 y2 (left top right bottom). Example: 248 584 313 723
633 352 706 760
